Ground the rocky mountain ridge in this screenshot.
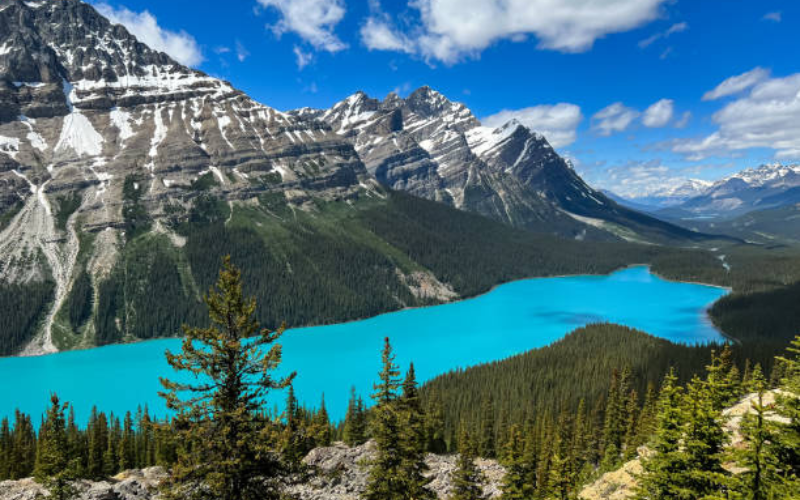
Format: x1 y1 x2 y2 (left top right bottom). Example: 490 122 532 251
658 163 800 219
292 88 706 244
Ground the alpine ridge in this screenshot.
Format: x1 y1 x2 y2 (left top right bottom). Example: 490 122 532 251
292 87 709 243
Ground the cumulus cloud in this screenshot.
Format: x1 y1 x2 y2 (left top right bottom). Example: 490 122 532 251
642 98 674 128
591 102 640 136
258 0 346 52
95 3 204 66
360 17 412 52
361 0 669 64
762 11 782 22
702 67 770 101
483 103 583 148
638 21 688 48
293 45 313 69
674 73 800 161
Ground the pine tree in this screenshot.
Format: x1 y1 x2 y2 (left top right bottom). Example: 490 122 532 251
119 412 135 471
343 387 366 446
773 335 800 491
365 337 404 500
398 363 434 500
424 391 447 454
449 425 486 500
635 370 691 499
733 364 782 500
311 394 332 447
478 395 495 459
499 424 531 500
34 395 78 500
681 375 729 498
159 256 295 500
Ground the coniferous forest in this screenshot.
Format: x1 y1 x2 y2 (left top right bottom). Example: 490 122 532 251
2 259 800 500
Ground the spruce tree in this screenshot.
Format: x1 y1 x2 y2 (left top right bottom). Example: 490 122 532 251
159 256 295 500
365 337 404 500
733 364 782 500
635 370 691 499
449 425 486 500
343 387 367 446
34 395 78 500
478 395 495 459
773 335 800 491
398 363 434 499
682 375 729 497
499 424 531 500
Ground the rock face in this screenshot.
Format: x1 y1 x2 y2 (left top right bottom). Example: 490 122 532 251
286 441 504 500
0 467 167 500
292 88 704 243
0 0 375 354
0 443 504 500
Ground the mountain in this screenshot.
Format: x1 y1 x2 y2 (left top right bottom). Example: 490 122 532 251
676 202 800 245
291 89 708 244
659 163 800 220
604 179 714 212
0 0 726 357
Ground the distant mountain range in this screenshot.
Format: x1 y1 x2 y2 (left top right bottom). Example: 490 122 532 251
0 0 720 355
609 164 800 220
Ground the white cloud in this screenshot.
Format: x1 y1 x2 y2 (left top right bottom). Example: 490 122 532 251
675 111 691 128
702 67 770 101
293 45 313 69
762 11 782 22
483 103 583 148
591 102 640 136
361 17 413 52
95 3 204 66
638 21 688 48
258 0 346 52
642 98 674 128
592 159 679 198
674 73 800 160
235 41 250 62
360 0 669 64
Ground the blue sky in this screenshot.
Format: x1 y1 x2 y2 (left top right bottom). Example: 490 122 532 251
91 0 799 197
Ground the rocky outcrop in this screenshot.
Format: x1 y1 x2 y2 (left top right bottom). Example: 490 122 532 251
0 442 504 500
579 391 788 500
0 467 167 500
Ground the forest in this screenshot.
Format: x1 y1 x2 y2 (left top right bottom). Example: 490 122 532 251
1 259 799 500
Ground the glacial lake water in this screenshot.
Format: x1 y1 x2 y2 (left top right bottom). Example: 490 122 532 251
0 266 727 424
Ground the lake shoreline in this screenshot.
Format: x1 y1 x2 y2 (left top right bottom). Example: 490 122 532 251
8 264 732 359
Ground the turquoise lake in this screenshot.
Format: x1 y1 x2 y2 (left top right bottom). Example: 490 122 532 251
0 266 727 424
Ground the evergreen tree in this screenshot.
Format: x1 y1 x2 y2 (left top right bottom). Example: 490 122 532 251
449 425 486 500
682 375 729 497
773 335 800 491
635 370 691 499
34 395 78 500
343 387 367 447
311 394 332 447
398 363 434 500
159 256 295 500
499 424 531 500
365 337 404 500
119 412 135 471
424 391 447 454
478 395 495 459
733 364 782 500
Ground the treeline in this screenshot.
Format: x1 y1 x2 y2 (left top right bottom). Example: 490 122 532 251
418 324 731 448
0 280 54 355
